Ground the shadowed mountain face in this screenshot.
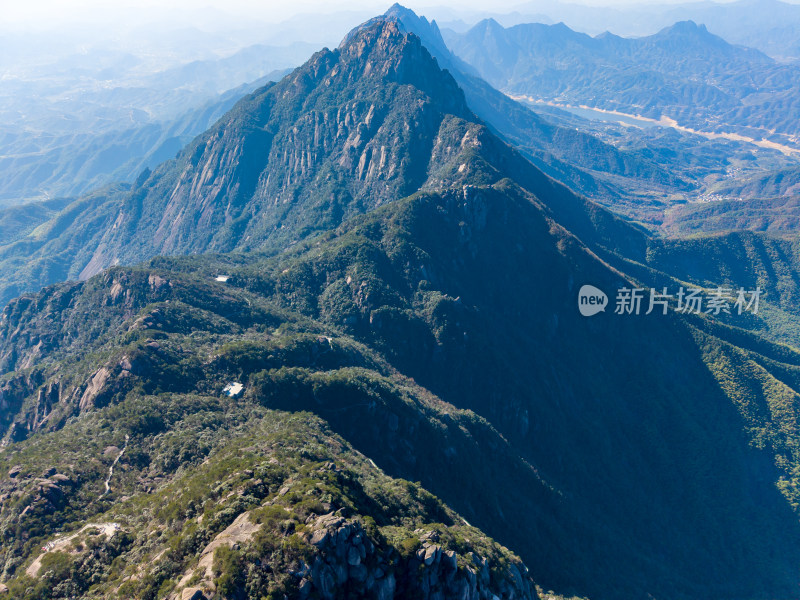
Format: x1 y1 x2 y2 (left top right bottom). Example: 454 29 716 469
4 13 800 600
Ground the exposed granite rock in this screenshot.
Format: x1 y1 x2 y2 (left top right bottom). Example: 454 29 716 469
180 588 207 600
298 512 537 600
0 370 45 441
79 367 112 411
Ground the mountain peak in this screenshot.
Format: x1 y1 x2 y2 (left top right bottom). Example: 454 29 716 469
504 20 594 47
71 16 476 276
651 19 724 45
381 4 468 72
663 20 709 35
338 18 405 54
385 3 417 19
384 3 444 43
336 19 468 114
473 17 505 34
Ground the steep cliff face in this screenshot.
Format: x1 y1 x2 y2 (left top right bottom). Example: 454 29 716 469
77 21 476 276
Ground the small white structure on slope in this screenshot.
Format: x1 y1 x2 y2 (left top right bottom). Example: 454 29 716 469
223 382 244 397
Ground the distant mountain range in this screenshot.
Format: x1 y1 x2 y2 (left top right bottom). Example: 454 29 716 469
0 74 283 207
4 9 800 600
0 39 314 205
446 17 800 147
439 0 800 61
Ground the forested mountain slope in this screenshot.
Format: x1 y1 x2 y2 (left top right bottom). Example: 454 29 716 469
3 14 800 600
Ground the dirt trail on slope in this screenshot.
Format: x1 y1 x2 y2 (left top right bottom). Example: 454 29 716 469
101 434 129 498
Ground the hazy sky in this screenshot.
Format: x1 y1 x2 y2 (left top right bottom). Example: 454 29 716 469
6 0 795 28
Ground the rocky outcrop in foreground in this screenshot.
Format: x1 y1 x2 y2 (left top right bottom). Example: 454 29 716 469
179 510 537 600
302 513 535 600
